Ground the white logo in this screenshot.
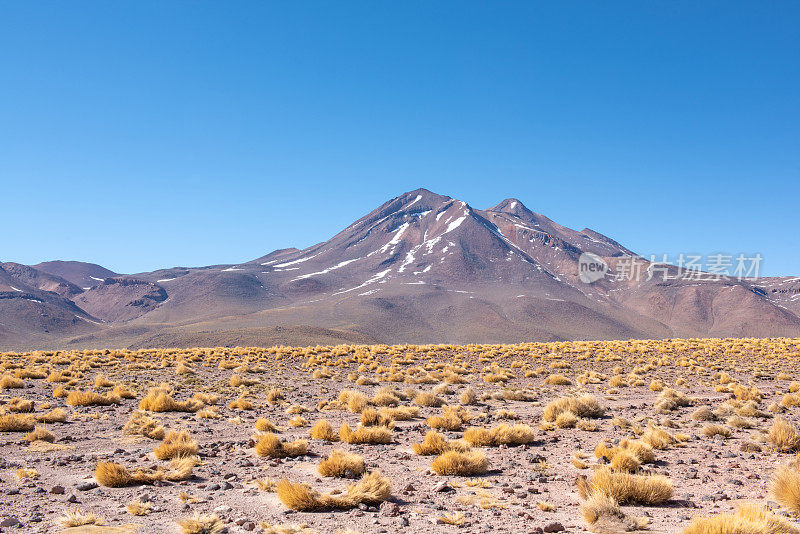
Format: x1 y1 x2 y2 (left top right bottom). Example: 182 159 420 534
578 252 608 284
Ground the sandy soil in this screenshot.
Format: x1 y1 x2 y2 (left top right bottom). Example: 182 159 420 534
0 338 798 533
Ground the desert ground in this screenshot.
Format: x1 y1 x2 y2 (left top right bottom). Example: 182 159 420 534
1 338 800 533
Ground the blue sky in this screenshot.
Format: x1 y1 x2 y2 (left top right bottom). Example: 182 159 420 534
1 2 797 275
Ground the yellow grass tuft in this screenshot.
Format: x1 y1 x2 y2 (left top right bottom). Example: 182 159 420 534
769 417 800 453
682 504 799 534
0 374 24 389
25 427 55 443
139 388 202 412
276 470 391 511
59 507 104 527
178 513 225 534
66 390 121 406
0 413 36 432
413 430 471 456
542 395 604 422
339 423 392 444
580 493 644 532
36 407 68 423
769 460 800 514
122 411 166 440
256 418 278 432
127 500 152 516
438 512 466 525
154 430 199 460
318 450 365 478
431 450 489 476
309 419 338 441
462 423 535 447
8 397 35 412
254 432 308 458
578 466 672 505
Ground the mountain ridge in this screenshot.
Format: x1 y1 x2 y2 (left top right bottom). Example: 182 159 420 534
2 188 799 350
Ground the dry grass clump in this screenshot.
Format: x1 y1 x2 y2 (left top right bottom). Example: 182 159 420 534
229 396 254 410
288 415 309 427
430 450 489 476
192 392 219 405
460 387 478 405
123 411 166 440
309 419 338 441
682 504 799 534
659 388 692 407
378 406 419 421
0 374 24 389
438 512 466 526
127 500 152 516
577 466 672 505
0 413 36 432
17 467 38 479
427 406 472 431
595 441 649 473
94 373 115 387
276 470 391 511
36 407 68 423
542 395 604 422
59 507 104 527
178 513 225 534
94 457 197 487
769 460 800 514
196 407 221 419
230 374 258 387
641 426 680 450
66 390 121 406
413 430 471 455
769 417 800 452
336 390 369 413
139 387 202 412
544 374 572 385
261 525 317 534
154 430 199 460
360 407 392 427
496 408 518 420
581 493 645 532
413 391 445 407
318 450 365 478
371 389 401 406
254 432 308 458
339 423 392 444
701 424 731 438
732 384 763 402
7 397 34 412
536 501 555 511
25 427 55 443
111 385 136 399
255 418 278 432
462 423 535 447
691 407 716 422
266 388 285 404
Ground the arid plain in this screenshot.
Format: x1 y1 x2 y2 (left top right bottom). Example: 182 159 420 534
2 337 800 533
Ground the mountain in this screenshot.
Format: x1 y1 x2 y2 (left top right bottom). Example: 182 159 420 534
33 260 118 289
2 188 799 349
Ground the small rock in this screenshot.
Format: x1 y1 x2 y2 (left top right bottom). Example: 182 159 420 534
0 516 21 527
434 481 454 493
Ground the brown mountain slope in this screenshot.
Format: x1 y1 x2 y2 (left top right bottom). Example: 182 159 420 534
33 260 118 289
1 188 797 349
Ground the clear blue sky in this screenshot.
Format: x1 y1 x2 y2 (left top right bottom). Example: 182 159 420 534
1 2 797 275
